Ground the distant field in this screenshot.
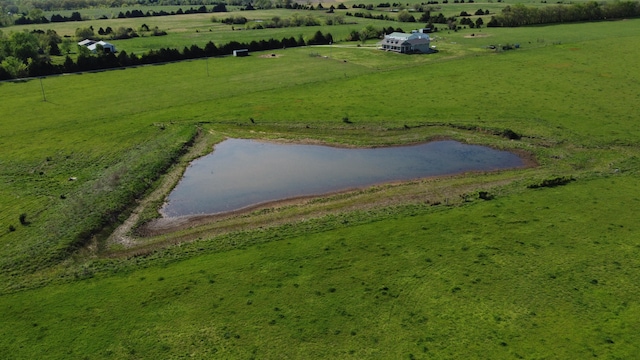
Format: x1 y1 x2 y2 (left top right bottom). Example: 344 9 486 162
5 1 629 56
1 16 640 359
7 10 398 54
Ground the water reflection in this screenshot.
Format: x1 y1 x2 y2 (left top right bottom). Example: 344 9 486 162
161 139 524 217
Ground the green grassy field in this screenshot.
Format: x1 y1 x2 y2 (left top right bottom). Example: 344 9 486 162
5 1 620 55
1 15 640 359
8 9 400 54
1 174 639 359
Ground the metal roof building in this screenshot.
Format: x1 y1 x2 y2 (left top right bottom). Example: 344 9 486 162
379 30 432 54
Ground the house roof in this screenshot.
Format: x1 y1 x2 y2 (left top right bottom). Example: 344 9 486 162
385 32 412 41
407 38 431 46
78 39 95 46
409 33 430 40
87 41 115 51
379 31 431 49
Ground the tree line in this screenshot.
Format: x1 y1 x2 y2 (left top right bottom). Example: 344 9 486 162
1 0 228 13
7 5 229 26
0 29 335 80
487 1 640 27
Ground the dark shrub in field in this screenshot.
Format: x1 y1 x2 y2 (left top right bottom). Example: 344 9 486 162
502 128 521 140
528 176 575 189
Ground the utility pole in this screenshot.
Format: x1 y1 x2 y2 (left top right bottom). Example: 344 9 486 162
39 78 47 102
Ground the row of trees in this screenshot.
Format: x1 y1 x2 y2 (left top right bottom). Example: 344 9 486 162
218 13 347 28
0 30 336 80
346 11 394 21
240 0 346 10
459 16 484 28
346 24 406 42
0 29 63 77
50 11 83 22
242 14 323 29
114 4 228 18
488 1 640 27
75 25 142 41
1 0 229 13
6 5 229 26
346 10 454 25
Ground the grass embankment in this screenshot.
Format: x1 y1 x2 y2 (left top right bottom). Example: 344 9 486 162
0 19 639 358
1 174 639 359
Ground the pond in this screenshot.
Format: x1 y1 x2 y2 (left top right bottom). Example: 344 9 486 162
161 139 525 217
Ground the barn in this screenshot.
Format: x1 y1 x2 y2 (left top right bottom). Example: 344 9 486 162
233 49 249 57
78 39 116 54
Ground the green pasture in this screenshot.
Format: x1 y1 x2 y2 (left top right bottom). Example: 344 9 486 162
6 2 624 55
6 10 396 54
1 174 639 359
1 17 640 358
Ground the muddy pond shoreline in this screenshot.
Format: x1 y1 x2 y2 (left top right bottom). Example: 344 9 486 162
157 138 533 221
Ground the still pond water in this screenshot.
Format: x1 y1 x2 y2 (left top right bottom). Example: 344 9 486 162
161 139 524 217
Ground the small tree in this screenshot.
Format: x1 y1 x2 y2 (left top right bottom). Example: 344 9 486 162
212 3 227 12
70 11 82 21
397 10 416 22
359 24 378 43
60 38 73 54
19 213 28 225
63 55 75 71
75 27 94 40
76 44 91 57
1 56 28 78
308 30 329 45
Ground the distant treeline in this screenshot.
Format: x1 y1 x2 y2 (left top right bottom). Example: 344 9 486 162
0 30 334 80
11 5 228 25
3 0 230 12
487 1 640 27
1 0 347 17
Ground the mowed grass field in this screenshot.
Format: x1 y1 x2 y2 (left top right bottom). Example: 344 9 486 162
1 18 640 358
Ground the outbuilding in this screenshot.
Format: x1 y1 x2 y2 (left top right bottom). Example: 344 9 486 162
78 39 116 54
233 49 249 57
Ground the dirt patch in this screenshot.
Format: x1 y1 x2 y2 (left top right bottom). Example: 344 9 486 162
464 33 491 38
260 53 281 58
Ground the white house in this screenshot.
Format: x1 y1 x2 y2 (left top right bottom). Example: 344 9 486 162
78 39 116 54
379 30 431 54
